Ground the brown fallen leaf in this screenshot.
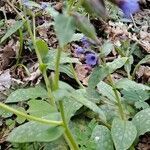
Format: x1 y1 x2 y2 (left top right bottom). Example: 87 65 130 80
23 63 42 85
0 39 19 71
75 64 92 82
136 65 150 83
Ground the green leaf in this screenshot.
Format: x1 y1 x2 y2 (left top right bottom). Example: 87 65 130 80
60 64 74 78
54 81 82 121
88 57 127 90
121 89 149 103
116 78 150 103
44 50 80 67
100 104 118 122
91 125 114 150
72 13 98 43
44 50 80 78
106 57 128 73
124 55 133 76
87 66 109 103
71 119 97 150
82 0 106 18
0 20 24 43
7 114 64 142
63 97 82 121
116 78 150 91
27 100 56 117
134 101 149 109
100 41 114 57
45 5 59 18
111 118 137 150
44 137 68 150
70 89 106 122
15 107 26 124
137 55 150 65
88 66 109 89
0 19 4 27
6 86 48 103
132 108 150 136
53 81 74 101
36 39 49 59
97 81 121 102
0 109 13 118
54 14 75 46
6 119 16 130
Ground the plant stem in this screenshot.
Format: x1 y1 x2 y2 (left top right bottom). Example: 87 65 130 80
25 14 55 106
16 29 23 65
43 70 56 106
59 101 79 150
70 64 84 88
53 46 79 149
101 55 125 120
108 75 125 120
32 14 55 106
132 64 140 80
54 47 62 90
0 102 63 126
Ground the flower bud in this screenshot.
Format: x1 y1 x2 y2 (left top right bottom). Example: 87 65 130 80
82 0 107 18
72 13 100 44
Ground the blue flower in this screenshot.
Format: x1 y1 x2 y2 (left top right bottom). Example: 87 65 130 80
81 36 90 48
75 46 85 54
85 53 98 66
118 0 140 18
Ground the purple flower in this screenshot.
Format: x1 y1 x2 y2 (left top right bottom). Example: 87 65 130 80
75 46 85 54
81 36 90 48
85 53 98 66
118 0 140 18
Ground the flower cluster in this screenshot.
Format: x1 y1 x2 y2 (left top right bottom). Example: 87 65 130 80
118 0 140 18
75 37 98 66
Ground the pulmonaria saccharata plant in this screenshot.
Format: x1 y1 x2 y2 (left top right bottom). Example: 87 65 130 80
118 0 140 18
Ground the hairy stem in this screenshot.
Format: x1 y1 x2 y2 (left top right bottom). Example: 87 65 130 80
53 47 62 90
25 14 55 106
101 55 125 120
108 75 125 120
53 46 79 149
16 29 23 65
0 102 63 126
59 101 79 150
